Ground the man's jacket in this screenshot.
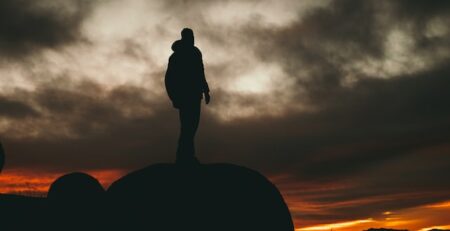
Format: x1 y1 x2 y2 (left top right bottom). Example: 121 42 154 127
165 40 209 105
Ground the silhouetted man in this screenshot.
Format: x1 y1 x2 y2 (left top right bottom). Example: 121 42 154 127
165 28 210 165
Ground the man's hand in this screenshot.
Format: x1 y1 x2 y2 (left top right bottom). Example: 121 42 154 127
172 101 180 109
205 92 211 105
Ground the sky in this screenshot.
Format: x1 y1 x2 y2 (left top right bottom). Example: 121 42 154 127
0 0 449 230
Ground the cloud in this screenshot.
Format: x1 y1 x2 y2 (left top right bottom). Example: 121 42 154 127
0 0 93 59
0 96 38 118
248 0 450 106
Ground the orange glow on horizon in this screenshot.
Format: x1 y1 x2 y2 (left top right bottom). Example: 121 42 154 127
0 169 56 196
424 200 450 209
0 168 125 196
419 225 450 231
292 199 450 231
268 174 450 231
1 170 450 231
297 218 374 231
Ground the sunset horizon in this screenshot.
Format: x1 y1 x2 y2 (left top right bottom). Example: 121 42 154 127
1 166 450 230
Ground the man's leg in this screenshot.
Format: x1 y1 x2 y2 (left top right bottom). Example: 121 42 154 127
176 106 188 161
190 100 201 155
176 100 201 163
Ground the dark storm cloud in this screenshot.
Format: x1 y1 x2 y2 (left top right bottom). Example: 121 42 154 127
232 0 450 179
1 76 173 170
233 0 450 222
24 78 159 138
390 0 450 56
0 0 92 58
249 0 450 105
213 64 450 177
0 96 38 118
392 0 450 20
239 1 380 107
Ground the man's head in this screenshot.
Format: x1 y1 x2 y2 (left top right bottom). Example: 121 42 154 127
181 28 194 46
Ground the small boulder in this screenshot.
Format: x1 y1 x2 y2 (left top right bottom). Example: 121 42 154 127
47 172 106 230
48 172 105 204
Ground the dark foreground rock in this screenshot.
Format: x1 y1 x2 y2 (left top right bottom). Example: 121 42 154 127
0 163 294 231
108 163 294 231
47 172 106 230
48 172 105 204
0 194 46 230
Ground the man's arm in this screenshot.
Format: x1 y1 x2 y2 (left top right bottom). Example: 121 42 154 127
165 55 177 105
196 48 210 104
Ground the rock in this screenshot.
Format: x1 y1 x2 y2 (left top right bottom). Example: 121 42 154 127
47 172 106 230
107 163 294 231
0 194 46 230
48 172 105 204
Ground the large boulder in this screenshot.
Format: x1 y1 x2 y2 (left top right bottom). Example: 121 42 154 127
107 163 294 231
47 172 106 230
0 194 46 230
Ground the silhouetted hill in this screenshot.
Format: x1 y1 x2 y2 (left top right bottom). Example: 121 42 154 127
1 173 107 230
0 194 46 230
0 163 294 230
108 163 294 231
